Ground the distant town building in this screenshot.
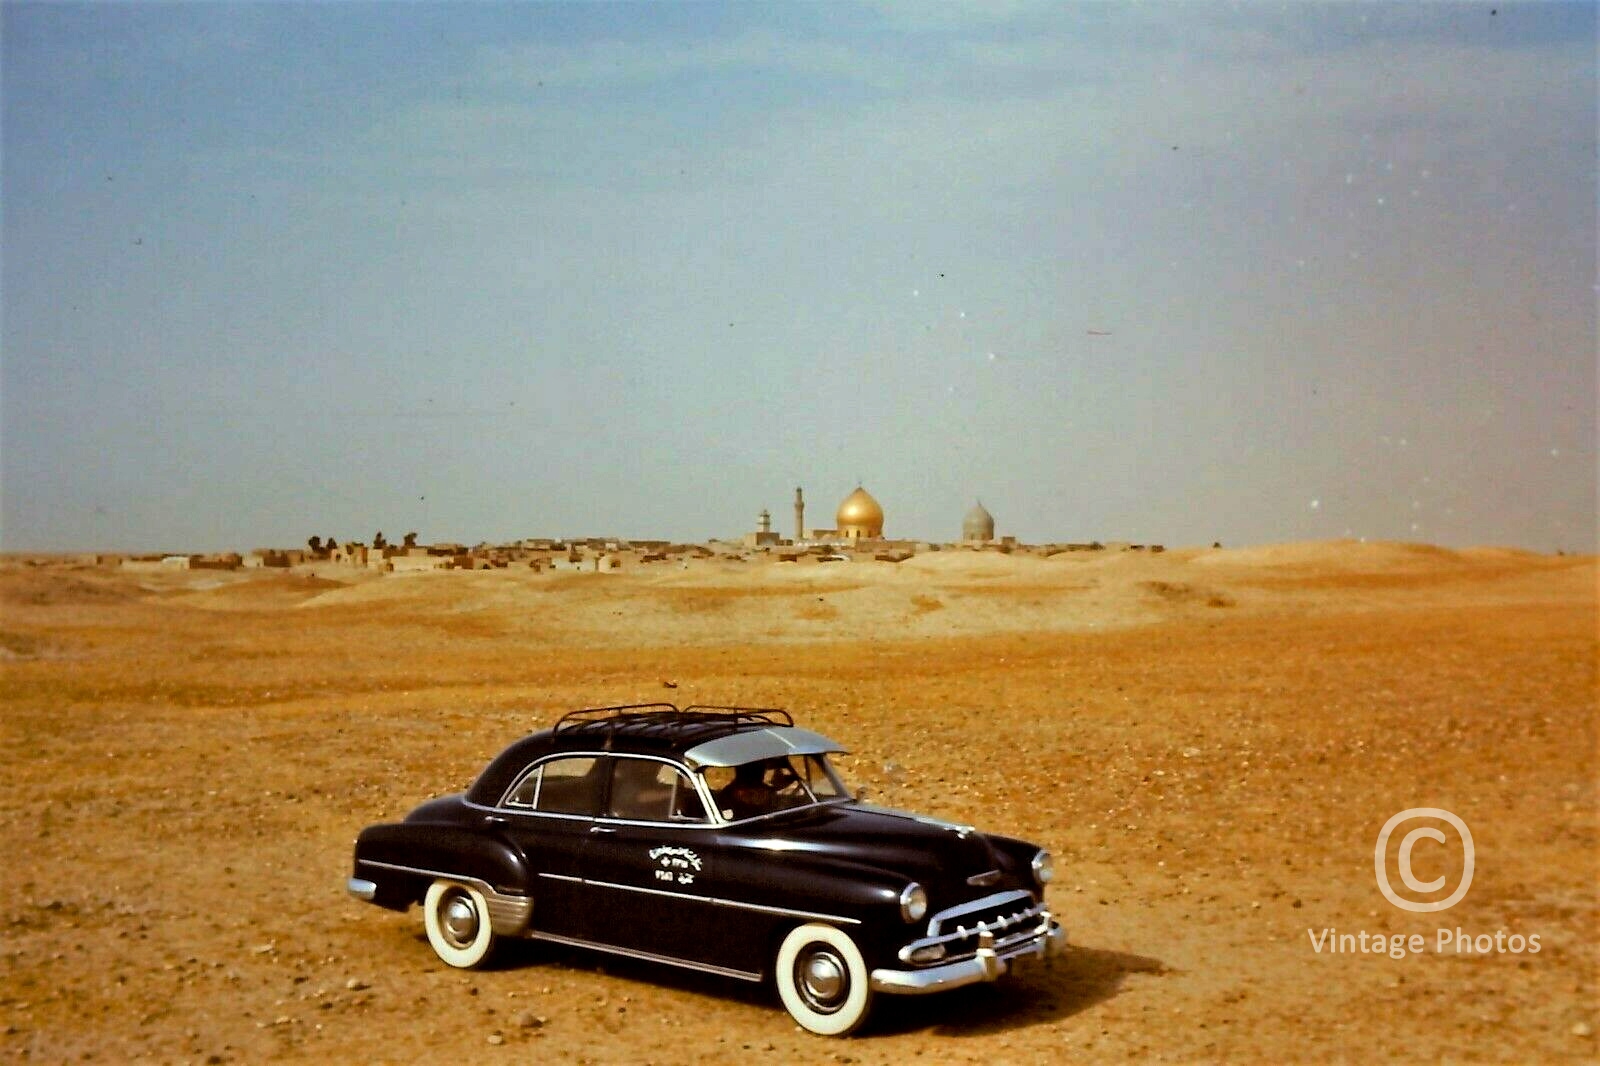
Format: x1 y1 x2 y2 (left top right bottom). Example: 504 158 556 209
191 553 242 570
962 501 995 543
743 508 781 548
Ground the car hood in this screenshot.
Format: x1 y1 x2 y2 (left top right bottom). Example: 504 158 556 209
728 802 1006 893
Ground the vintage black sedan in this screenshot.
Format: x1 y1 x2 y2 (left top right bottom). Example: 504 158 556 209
346 704 1065 1035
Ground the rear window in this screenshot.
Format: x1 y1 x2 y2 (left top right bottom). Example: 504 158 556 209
503 755 600 815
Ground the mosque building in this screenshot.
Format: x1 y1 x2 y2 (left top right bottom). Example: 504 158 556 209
759 485 887 545
748 483 1001 550
834 485 885 542
962 500 995 542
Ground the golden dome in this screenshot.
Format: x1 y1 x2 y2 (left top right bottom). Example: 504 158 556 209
836 486 884 538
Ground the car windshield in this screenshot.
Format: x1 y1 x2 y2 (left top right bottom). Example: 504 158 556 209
702 753 852 822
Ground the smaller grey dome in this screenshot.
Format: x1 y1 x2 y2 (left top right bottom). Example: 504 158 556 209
962 501 995 541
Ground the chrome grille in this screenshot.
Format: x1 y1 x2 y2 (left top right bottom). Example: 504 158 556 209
898 889 1047 963
928 889 1036 938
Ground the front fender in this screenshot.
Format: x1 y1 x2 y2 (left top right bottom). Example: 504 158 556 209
716 851 926 968
987 832 1050 890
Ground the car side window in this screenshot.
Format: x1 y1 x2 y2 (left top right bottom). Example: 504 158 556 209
606 759 706 824
505 771 542 807
505 756 601 815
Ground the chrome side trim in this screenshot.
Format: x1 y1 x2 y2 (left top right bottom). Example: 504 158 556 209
581 875 862 926
359 860 533 936
874 921 1066 995
462 799 599 825
485 893 534 935
346 877 378 901
527 930 762 983
733 897 861 926
475 807 728 831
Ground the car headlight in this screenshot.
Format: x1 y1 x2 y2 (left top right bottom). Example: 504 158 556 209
1031 849 1054 887
899 882 928 923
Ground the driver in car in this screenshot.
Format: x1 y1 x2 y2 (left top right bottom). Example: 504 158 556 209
719 763 775 820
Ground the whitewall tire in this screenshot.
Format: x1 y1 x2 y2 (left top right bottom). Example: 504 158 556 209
424 880 498 969
775 923 873 1036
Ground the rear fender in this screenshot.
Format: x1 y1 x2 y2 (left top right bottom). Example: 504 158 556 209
353 823 532 908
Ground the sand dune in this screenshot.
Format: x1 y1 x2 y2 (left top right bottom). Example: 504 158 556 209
250 542 1596 646
1189 538 1472 569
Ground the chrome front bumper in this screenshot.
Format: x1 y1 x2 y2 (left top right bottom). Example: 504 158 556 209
870 919 1067 995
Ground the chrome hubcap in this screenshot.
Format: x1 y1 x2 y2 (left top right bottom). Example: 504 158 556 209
796 948 848 1012
442 891 479 948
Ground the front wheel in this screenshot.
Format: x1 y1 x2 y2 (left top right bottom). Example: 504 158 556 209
775 923 873 1036
423 880 498 969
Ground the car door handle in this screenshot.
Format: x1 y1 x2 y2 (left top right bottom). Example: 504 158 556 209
485 814 507 825
589 825 616 834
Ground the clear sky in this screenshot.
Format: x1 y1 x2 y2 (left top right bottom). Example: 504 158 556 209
3 2 1594 553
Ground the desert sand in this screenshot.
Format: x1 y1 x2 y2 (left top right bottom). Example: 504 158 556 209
1 541 1595 1063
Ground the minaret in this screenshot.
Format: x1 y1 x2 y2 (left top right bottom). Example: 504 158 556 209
758 509 772 534
794 487 805 542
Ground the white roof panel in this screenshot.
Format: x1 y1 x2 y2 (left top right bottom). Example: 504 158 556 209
682 726 847 769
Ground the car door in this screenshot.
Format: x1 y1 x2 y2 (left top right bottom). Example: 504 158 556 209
495 753 606 941
579 756 749 971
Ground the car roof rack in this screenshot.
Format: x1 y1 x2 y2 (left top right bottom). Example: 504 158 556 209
551 703 794 743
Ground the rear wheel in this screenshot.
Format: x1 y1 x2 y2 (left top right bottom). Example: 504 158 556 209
424 880 498 969
775 923 873 1036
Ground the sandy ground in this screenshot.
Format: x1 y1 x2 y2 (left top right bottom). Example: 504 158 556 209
1 542 1595 1063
